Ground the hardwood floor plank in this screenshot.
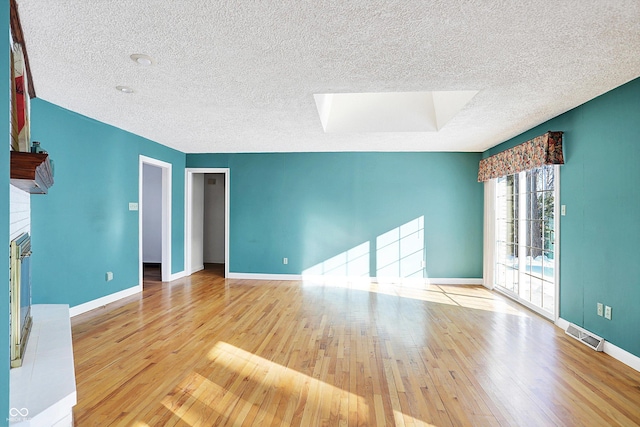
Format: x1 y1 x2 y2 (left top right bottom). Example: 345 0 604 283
71 267 640 426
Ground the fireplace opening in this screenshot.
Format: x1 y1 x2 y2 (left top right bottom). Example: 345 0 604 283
10 232 32 368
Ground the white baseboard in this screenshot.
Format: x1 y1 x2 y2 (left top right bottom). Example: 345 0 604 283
603 341 640 372
189 265 205 275
227 272 482 285
555 317 640 372
428 278 483 285
69 285 141 317
228 273 303 281
555 317 570 330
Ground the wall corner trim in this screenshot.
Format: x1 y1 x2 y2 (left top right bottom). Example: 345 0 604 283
555 317 640 373
169 271 186 281
69 285 141 317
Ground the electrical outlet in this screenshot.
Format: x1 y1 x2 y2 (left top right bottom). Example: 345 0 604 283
283 257 288 265
597 302 603 316
106 271 113 282
604 305 612 320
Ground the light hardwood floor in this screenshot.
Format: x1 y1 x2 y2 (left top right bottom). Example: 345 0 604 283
71 265 640 426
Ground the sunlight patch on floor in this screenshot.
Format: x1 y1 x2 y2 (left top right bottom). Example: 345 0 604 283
205 341 368 425
302 277 525 317
161 371 239 426
163 341 373 425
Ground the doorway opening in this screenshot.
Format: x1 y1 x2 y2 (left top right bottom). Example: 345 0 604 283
139 156 172 285
185 168 229 278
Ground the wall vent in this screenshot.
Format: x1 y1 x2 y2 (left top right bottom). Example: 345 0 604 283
565 323 604 351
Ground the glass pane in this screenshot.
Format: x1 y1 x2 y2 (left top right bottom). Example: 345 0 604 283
543 280 555 312
496 242 506 261
544 165 554 191
530 276 543 307
496 263 506 287
525 253 534 276
535 167 544 191
506 244 517 265
519 273 531 301
533 193 543 220
543 251 554 281
527 169 535 194
505 266 517 292
532 253 544 279
532 221 544 251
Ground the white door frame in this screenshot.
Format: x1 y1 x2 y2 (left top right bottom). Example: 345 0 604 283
185 168 230 278
139 155 172 284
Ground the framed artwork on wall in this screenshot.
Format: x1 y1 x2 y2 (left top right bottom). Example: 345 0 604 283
11 42 30 152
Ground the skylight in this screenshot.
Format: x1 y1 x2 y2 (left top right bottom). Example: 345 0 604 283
314 90 478 133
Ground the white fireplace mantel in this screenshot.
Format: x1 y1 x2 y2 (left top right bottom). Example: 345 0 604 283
9 305 77 427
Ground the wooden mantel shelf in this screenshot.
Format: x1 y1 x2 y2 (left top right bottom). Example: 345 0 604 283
10 151 54 194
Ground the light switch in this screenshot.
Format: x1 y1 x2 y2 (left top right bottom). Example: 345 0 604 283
129 202 139 211
561 205 566 216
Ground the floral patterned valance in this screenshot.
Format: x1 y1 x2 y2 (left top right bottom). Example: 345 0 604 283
477 131 564 182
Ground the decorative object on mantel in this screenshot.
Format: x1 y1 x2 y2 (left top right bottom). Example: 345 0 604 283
477 131 564 182
10 151 54 194
30 140 46 154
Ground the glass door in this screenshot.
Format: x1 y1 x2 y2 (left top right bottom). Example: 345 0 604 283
495 165 558 319
495 174 519 295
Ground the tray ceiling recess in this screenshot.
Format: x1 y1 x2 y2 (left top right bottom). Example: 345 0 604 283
314 91 478 133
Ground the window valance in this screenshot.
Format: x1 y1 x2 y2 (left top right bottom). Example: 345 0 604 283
477 131 564 182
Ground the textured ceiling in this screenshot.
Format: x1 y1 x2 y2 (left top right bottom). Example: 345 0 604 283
16 0 640 153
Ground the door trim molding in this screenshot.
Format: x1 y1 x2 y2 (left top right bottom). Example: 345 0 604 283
139 155 172 284
185 168 230 278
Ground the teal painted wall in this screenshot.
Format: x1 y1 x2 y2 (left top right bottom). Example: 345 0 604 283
1 0 11 421
187 152 484 278
29 100 186 308
485 77 640 358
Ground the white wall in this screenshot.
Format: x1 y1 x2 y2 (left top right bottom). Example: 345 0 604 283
142 164 162 263
191 174 204 272
203 173 225 263
10 185 30 241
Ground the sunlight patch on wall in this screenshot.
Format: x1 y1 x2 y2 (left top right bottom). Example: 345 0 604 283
302 241 370 277
376 216 425 279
